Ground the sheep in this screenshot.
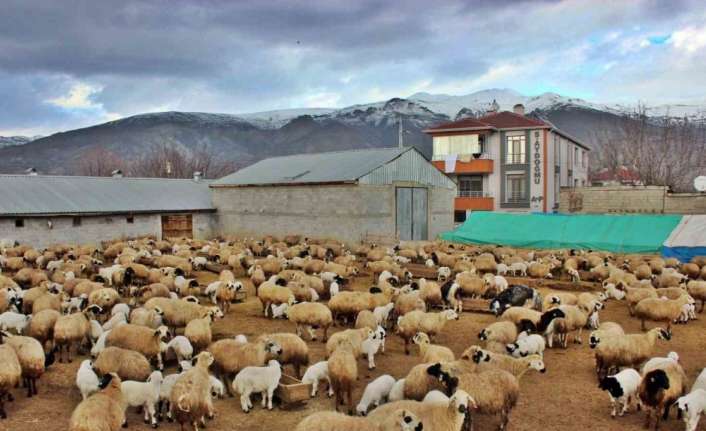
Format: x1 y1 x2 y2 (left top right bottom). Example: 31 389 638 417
394 292 426 318
625 286 658 315
232 359 282 412
169 351 215 431
256 333 309 378
121 370 163 428
589 322 625 349
506 332 546 357
437 266 452 282
374 303 395 329
594 328 671 379
302 361 333 397
599 368 642 417
478 321 518 348
643 352 680 375
327 327 374 358
499 307 542 331
102 311 127 331
356 309 378 330
295 409 423 431
76 359 100 401
94 346 152 382
166 336 194 362
0 344 21 419
130 307 164 329
528 262 553 279
508 262 528 277
603 282 626 300
106 324 168 370
539 305 589 348
489 285 541 315
184 309 220 352
455 273 488 298
88 288 121 311
329 340 358 414
388 379 406 402
367 389 473 431
465 347 546 379
634 295 692 331
428 363 517 431
413 332 454 363
54 310 91 363
692 368 706 392
356 374 396 416
639 361 688 430
285 301 333 342
68 373 126 431
686 280 706 312
208 337 282 394
397 310 458 354
0 311 31 334
330 291 376 324
1 332 49 397
402 362 447 401
361 326 386 369
257 282 294 317
676 389 706 431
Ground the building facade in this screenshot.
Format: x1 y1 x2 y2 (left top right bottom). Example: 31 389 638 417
424 104 590 221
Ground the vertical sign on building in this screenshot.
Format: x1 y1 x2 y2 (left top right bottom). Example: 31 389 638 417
531 131 543 211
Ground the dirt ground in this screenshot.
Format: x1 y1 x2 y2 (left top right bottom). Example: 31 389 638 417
3 270 706 431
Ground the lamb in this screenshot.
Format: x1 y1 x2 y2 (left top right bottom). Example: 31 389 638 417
285 301 333 342
208 337 282 393
295 409 424 431
94 346 152 382
68 373 126 431
329 340 358 414
356 374 396 416
413 332 455 363
437 266 452 282
106 324 169 370
302 361 333 397
166 336 194 362
0 344 21 419
599 368 642 417
603 282 626 300
256 333 309 378
367 389 473 431
101 311 127 331
0 311 31 334
642 352 680 375
639 361 688 430
396 310 458 354
374 303 395 329
232 359 282 412
676 389 706 431
361 326 386 369
508 262 528 277
634 295 692 331
169 351 215 431
121 370 163 428
506 332 546 357
539 305 589 348
1 332 49 397
91 329 111 358
594 327 671 379
589 322 625 349
691 368 706 392
388 378 405 402
76 359 100 400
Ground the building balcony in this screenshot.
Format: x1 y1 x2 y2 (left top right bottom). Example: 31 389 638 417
455 191 494 211
432 157 494 174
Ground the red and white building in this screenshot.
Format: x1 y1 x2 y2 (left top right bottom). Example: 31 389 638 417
425 103 589 221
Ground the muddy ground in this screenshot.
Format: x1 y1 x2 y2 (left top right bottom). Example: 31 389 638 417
3 270 705 431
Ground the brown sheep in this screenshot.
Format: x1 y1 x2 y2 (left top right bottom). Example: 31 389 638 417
68 373 126 431
169 352 214 431
0 344 21 419
329 341 358 415
93 347 152 381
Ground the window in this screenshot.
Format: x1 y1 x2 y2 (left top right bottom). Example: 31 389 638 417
574 147 579 166
506 174 527 203
15 219 24 228
432 135 481 159
126 216 134 224
454 211 467 223
553 135 560 165
574 179 579 188
582 151 587 168
505 135 526 164
458 176 483 197
72 217 81 227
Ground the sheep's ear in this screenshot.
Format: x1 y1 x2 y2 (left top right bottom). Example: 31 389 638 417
98 374 114 389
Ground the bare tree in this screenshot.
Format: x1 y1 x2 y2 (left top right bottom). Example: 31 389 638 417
129 143 236 179
76 146 125 176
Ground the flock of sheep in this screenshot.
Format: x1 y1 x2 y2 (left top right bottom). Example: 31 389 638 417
1 235 706 431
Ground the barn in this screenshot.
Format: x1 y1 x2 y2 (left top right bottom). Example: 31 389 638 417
210 146 456 243
0 174 215 247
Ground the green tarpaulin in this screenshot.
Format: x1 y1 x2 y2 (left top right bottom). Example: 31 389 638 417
440 212 683 254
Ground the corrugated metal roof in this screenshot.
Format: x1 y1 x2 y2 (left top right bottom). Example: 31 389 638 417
212 147 414 186
0 175 215 216
360 148 456 189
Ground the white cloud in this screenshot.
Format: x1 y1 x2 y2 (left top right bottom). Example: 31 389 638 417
301 92 340 108
672 24 706 54
47 82 103 109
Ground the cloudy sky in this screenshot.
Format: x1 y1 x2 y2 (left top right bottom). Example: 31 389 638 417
1 0 705 136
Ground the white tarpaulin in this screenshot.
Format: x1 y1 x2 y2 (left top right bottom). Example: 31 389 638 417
662 215 706 262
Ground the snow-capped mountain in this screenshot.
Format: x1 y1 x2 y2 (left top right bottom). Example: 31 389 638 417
0 136 35 148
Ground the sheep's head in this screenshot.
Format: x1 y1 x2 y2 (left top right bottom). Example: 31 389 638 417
396 410 423 431
154 326 169 340
194 351 214 369
657 328 672 341
412 332 429 346
444 310 459 321
527 356 546 373
449 389 475 415
478 329 488 340
264 340 283 356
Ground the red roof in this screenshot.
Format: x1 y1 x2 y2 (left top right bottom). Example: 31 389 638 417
477 111 549 128
425 117 495 132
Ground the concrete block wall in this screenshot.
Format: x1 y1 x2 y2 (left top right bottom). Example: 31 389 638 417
429 187 455 240
0 214 161 248
192 213 217 240
559 186 706 214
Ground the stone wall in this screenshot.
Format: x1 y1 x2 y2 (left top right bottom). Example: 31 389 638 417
559 186 706 214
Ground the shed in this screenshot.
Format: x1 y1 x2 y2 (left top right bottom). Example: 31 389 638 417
210 146 456 243
0 175 216 247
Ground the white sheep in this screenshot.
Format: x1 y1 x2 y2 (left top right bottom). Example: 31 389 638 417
423 390 450 404
302 361 333 397
111 303 130 317
121 370 163 428
232 359 282 412
329 281 340 297
507 333 546 357
373 303 394 328
567 268 581 283
603 283 626 300
437 267 452 281
0 311 31 333
166 336 194 362
388 378 405 402
599 368 642 417
90 329 111 358
62 295 88 315
508 262 528 276
642 351 680 375
270 303 289 319
360 326 385 369
75 359 100 400
356 374 396 416
677 389 706 431
101 311 127 331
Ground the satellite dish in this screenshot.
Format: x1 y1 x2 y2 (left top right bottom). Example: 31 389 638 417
694 176 706 192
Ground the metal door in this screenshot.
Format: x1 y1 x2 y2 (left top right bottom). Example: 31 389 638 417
396 188 428 241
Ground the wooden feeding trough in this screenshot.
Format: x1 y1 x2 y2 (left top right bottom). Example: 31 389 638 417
462 298 492 314
405 263 438 280
275 374 311 409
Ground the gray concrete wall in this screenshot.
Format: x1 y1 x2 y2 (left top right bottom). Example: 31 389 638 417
193 213 217 240
0 214 161 248
212 184 454 244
